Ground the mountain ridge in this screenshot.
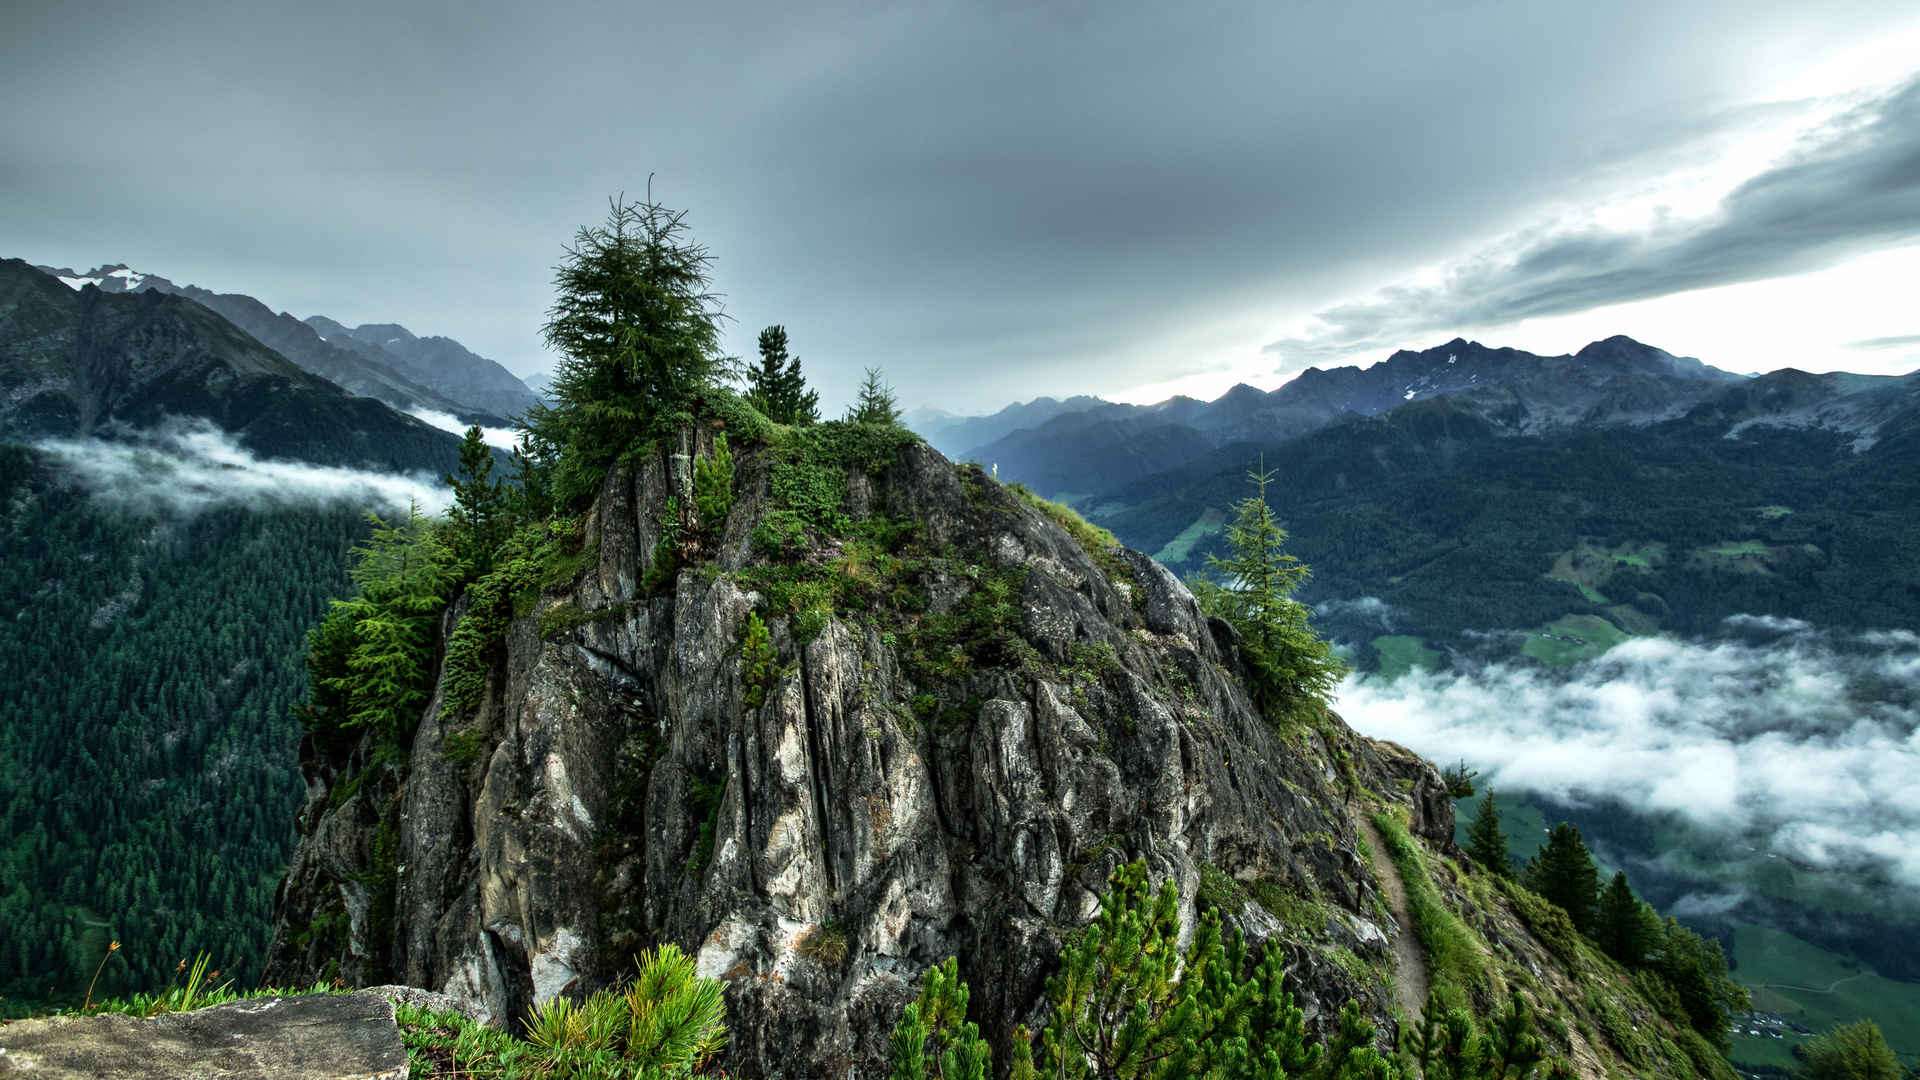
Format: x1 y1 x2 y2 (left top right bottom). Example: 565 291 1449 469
1 259 463 472
33 262 536 423
928 335 1747 496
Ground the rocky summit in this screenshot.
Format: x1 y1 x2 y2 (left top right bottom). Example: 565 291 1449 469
260 416 1700 1078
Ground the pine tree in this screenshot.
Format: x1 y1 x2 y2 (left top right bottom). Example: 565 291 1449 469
1592 872 1657 967
1524 824 1601 935
444 424 508 572
1464 789 1512 879
519 190 732 509
847 366 902 426
888 956 992 1080
1191 465 1345 718
319 503 455 738
746 324 820 425
1028 861 1321 1079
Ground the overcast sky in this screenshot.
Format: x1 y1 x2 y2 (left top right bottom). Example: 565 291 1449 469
7 2 1920 414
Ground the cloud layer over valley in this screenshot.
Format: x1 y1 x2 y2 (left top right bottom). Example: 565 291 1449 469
1337 620 1920 887
406 408 521 451
33 420 449 517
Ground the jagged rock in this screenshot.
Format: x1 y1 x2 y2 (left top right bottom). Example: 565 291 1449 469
267 426 1452 1077
0 992 406 1079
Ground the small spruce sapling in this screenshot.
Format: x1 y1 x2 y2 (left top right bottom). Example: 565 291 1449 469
848 366 903 426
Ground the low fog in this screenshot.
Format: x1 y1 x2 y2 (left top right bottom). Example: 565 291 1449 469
406 408 521 452
33 420 449 516
1336 619 1920 887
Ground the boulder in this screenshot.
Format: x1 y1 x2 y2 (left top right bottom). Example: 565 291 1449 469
0 991 406 1079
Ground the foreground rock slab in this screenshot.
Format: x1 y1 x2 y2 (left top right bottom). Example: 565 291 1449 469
0 991 407 1079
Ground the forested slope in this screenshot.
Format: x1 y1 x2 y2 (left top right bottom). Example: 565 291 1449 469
0 445 368 1008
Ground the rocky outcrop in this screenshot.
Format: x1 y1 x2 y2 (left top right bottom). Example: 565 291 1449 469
0 992 407 1079
267 423 1455 1077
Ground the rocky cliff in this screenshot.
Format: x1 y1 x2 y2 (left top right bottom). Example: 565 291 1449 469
263 415 1709 1078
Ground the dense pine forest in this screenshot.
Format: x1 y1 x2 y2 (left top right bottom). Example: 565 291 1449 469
0 443 364 1010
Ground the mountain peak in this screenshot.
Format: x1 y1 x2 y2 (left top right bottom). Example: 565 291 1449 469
350 322 418 346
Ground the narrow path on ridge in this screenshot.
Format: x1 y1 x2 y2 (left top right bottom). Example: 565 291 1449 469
1354 812 1430 1024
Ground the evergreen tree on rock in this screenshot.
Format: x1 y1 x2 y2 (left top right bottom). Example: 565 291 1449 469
1191 464 1345 718
848 366 902 426
519 188 732 509
746 324 819 425
443 424 509 573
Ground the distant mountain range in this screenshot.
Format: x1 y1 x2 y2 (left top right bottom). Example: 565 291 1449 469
913 334 1920 665
0 259 466 472
33 262 539 424
919 336 1750 495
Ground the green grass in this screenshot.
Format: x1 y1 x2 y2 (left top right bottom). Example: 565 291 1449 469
1150 507 1225 565
1753 505 1795 519
1372 810 1487 996
1518 613 1631 667
1707 540 1771 557
1371 634 1441 679
1729 923 1920 1065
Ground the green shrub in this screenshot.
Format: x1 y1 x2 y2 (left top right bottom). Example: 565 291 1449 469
692 433 734 525
518 943 727 1077
741 613 775 711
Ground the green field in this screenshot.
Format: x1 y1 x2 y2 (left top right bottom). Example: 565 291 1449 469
1372 634 1442 679
1151 507 1225 565
1708 540 1771 557
1729 923 1920 1069
1519 614 1630 667
1753 505 1795 520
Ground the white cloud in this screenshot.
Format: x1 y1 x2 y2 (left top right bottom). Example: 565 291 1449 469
1336 625 1920 886
34 419 449 517
1314 595 1401 630
405 408 521 452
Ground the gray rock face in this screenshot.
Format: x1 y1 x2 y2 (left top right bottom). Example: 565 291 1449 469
267 428 1453 1077
0 992 406 1080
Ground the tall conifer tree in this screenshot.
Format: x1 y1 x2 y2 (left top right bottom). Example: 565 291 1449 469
519 190 731 508
444 424 508 572
1192 464 1345 717
1525 823 1601 934
1465 789 1512 879
1593 871 1658 966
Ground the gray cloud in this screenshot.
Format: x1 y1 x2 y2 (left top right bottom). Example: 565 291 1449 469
35 420 448 517
5 2 1916 411
1266 75 1920 371
1336 622 1920 887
